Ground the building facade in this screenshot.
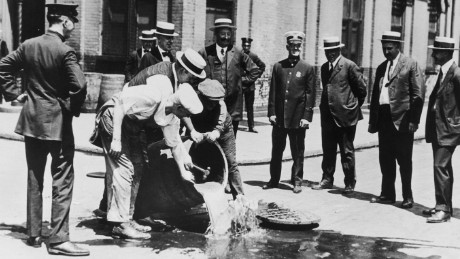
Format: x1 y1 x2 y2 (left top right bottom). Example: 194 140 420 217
0 0 458 107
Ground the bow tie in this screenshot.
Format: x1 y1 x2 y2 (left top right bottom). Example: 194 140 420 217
162 51 171 57
143 49 150 53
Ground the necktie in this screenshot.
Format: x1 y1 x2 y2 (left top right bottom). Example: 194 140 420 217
387 60 393 81
221 48 225 56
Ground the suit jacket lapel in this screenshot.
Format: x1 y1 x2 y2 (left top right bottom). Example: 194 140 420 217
152 47 163 61
438 62 457 94
379 60 389 92
389 54 405 81
329 57 343 82
226 45 234 67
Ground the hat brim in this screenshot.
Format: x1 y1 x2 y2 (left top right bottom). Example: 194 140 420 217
380 39 404 42
176 51 207 79
210 25 237 31
428 45 459 50
320 44 345 50
155 31 179 37
139 37 157 41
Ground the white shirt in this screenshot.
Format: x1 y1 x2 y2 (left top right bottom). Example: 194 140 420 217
158 46 171 62
118 75 181 147
379 52 401 104
216 45 227 62
440 58 454 83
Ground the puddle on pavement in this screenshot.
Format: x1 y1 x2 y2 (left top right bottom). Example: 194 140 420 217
80 228 451 258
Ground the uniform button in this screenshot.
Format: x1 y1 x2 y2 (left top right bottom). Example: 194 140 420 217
287 81 290 83
289 72 292 74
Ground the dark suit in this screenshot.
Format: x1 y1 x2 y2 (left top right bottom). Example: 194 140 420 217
243 51 266 130
267 58 316 186
369 53 424 201
124 48 143 83
139 47 175 72
0 39 9 102
0 30 86 244
319 56 367 187
426 61 460 213
199 44 260 135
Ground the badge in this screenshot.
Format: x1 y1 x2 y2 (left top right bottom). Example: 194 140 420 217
296 71 301 77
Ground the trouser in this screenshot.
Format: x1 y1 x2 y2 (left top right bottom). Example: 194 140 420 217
432 143 456 213
25 135 75 244
232 120 239 137
320 112 357 187
377 104 414 200
269 126 306 186
218 127 244 198
99 108 146 223
244 90 255 129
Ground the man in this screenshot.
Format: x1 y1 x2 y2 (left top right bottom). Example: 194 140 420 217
139 21 178 71
423 37 460 223
190 79 244 198
90 81 202 239
199 18 261 136
263 31 316 194
0 29 9 103
368 31 424 208
0 4 89 256
124 29 156 83
92 49 207 225
241 37 266 133
312 37 367 195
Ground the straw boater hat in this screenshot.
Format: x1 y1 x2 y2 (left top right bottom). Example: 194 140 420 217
139 30 156 41
320 36 345 49
209 18 237 31
428 36 459 50
380 31 404 42
176 48 207 79
284 31 305 43
155 21 179 37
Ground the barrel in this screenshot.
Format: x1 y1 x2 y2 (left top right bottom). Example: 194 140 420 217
97 74 125 111
81 72 102 113
135 138 228 220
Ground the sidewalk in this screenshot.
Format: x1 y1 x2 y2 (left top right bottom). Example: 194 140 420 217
0 103 428 165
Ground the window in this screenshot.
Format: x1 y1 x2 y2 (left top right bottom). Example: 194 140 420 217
342 0 364 65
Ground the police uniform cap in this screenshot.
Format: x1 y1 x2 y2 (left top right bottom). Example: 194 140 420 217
46 3 79 23
241 37 253 44
284 31 305 43
198 79 225 101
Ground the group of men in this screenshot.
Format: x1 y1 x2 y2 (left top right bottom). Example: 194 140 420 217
0 2 459 257
262 29 460 225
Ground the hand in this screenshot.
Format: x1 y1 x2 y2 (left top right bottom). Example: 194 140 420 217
299 119 309 129
109 139 122 159
408 122 418 133
269 116 277 126
181 170 195 183
16 93 28 103
205 130 220 142
190 130 204 143
184 155 193 171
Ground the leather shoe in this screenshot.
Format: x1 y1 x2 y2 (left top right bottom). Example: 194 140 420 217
248 128 258 133
26 236 43 248
293 185 302 193
93 208 107 219
262 182 278 190
311 180 333 190
427 211 451 223
370 196 395 204
112 223 151 239
342 185 354 195
422 208 436 216
401 198 414 209
48 241 90 256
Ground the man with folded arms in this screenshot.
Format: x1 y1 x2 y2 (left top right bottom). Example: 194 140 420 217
424 37 460 223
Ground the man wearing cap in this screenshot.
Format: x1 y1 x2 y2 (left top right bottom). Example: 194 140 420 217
368 31 424 208
199 18 260 136
241 37 266 133
264 31 316 194
423 37 460 223
91 49 208 224
90 80 202 239
139 21 178 71
124 30 156 83
190 79 244 198
0 3 89 256
312 37 367 195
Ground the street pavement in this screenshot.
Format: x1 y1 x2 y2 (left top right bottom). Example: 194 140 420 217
0 103 427 165
0 104 460 258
